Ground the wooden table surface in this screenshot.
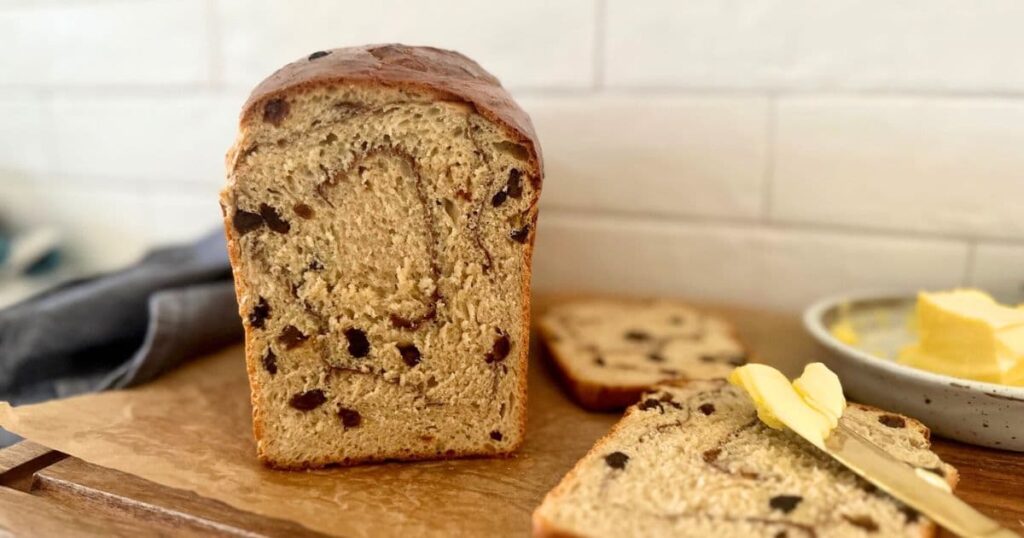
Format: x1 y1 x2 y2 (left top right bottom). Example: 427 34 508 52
0 300 1021 537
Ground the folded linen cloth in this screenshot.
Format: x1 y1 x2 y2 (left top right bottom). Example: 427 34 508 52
0 231 241 419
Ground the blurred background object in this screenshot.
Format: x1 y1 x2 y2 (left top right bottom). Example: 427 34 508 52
1 0 1022 312
0 230 240 445
0 219 65 308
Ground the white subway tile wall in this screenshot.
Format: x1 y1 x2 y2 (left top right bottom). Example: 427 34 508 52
0 0 1020 311
218 0 597 91
970 243 1024 304
0 95 51 176
605 0 1024 91
521 96 769 219
772 96 1024 238
51 94 238 185
533 213 969 311
0 0 211 87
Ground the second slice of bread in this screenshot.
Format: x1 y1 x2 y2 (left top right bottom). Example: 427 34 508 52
539 299 748 410
533 379 957 538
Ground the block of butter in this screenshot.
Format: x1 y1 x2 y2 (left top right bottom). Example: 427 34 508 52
899 289 1024 387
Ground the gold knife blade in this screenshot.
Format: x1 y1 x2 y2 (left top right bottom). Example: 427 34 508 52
825 424 1019 538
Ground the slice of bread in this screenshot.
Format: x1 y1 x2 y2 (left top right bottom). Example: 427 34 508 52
221 45 542 468
533 379 957 538
539 299 748 410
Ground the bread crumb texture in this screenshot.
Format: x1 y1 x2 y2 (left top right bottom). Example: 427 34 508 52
534 379 955 538
222 47 540 468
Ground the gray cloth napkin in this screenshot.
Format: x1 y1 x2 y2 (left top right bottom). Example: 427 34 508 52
0 230 242 444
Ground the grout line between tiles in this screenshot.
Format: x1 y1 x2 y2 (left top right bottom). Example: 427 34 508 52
0 85 243 98
578 86 1024 100
10 86 1024 101
0 0 128 11
540 205 1024 247
5 175 219 196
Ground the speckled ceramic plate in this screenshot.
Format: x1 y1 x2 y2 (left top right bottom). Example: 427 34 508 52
804 291 1024 451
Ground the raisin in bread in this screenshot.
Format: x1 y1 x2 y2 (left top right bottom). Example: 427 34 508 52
539 299 748 411
533 379 957 538
221 45 542 468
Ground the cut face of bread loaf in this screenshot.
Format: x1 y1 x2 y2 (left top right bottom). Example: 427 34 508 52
533 379 957 538
221 45 542 468
539 300 747 410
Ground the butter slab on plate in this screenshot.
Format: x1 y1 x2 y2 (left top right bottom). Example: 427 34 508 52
804 291 1024 451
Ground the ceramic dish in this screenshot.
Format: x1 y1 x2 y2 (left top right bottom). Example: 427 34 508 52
803 291 1024 451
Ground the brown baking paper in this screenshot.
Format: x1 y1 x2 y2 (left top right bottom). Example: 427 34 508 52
0 341 619 537
0 302 803 536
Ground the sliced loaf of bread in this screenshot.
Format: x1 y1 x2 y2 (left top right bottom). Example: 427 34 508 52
221 45 542 468
533 379 957 538
539 299 747 410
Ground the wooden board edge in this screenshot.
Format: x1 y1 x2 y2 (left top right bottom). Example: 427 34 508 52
32 457 326 537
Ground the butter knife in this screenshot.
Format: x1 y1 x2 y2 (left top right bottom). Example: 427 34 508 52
825 423 1019 538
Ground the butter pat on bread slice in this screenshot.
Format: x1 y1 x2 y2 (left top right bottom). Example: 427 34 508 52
729 363 846 449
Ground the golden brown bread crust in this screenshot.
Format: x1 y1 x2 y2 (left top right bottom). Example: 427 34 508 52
223 44 540 468
233 44 543 171
540 331 643 412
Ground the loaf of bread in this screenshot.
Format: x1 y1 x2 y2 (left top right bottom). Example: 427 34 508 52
533 379 957 538
221 45 542 468
539 299 747 410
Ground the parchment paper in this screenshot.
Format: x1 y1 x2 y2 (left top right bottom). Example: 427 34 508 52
0 303 806 537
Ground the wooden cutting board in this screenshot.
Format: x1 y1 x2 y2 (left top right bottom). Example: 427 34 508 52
0 299 1020 537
